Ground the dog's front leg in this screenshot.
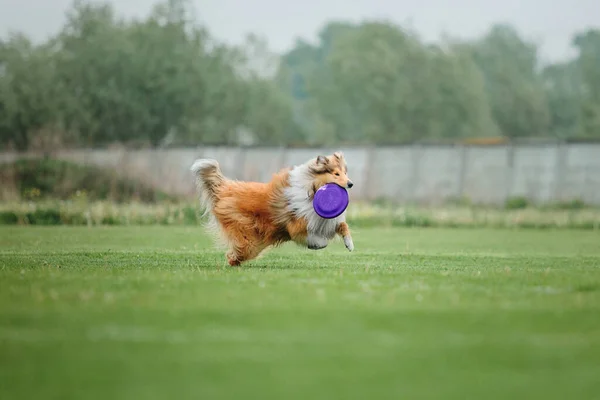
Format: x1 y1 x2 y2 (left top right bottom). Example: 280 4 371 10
336 222 354 252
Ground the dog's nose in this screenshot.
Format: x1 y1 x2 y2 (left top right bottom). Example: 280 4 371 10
347 181 354 188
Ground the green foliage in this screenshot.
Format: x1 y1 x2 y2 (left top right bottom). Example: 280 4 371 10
25 209 62 225
505 196 529 210
468 25 550 138
0 158 173 203
1 2 599 148
573 29 600 138
2 200 600 230
279 22 499 144
542 61 583 138
552 199 587 210
182 206 199 225
0 211 18 224
0 35 71 150
0 0 294 149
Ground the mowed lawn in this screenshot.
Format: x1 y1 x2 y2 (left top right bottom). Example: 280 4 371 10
1 226 600 400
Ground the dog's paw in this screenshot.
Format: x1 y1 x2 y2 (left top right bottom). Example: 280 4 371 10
343 236 354 252
226 252 241 266
307 235 328 250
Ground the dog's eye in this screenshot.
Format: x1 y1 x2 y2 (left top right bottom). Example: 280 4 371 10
335 172 340 176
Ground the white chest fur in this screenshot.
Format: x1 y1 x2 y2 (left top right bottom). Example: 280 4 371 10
284 165 345 246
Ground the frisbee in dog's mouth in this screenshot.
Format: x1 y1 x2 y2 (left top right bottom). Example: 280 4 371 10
313 183 349 219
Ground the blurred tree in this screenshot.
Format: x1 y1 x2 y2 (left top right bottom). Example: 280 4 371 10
279 39 319 101
55 0 242 146
238 34 279 79
52 0 298 147
277 39 321 143
56 0 137 145
277 22 359 144
0 0 296 149
426 42 499 139
284 21 497 144
242 78 295 145
0 34 68 151
469 24 550 138
573 29 600 138
231 34 296 145
2 4 598 150
541 61 583 138
318 22 429 143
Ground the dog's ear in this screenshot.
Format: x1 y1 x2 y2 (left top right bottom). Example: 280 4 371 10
316 155 328 165
333 152 343 160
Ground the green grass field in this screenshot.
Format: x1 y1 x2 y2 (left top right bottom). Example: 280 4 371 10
1 226 599 399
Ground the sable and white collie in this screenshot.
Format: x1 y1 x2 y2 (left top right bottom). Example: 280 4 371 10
191 152 355 266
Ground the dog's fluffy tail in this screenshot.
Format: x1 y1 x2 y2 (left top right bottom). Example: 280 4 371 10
191 159 225 216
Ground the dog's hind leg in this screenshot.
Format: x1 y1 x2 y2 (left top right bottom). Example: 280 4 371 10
306 234 328 250
226 250 242 266
227 247 264 266
226 236 266 266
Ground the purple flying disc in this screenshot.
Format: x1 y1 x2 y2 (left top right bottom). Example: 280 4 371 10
313 183 349 219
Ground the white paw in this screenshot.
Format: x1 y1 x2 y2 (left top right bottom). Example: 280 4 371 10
307 235 328 250
344 236 354 252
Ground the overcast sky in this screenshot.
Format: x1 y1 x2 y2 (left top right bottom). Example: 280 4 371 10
1 0 599 63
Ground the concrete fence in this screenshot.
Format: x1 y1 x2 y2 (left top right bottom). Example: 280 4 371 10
2 143 600 205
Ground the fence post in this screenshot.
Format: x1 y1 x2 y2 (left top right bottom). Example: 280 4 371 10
457 144 468 199
234 146 246 180
363 145 376 201
553 141 568 203
504 142 516 202
279 146 288 172
409 144 422 203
